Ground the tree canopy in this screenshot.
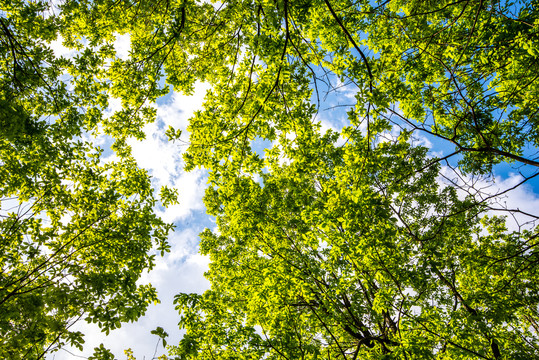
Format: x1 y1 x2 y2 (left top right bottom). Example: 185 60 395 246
1 1 172 358
2 0 539 359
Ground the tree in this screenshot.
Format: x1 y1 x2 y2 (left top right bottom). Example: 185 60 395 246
51 0 539 358
0 1 173 358
147 0 538 177
73 0 537 196
3 0 539 359
361 0 539 174
155 0 539 359
173 122 539 359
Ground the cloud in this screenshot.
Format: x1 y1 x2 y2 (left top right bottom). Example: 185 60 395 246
48 36 78 59
483 173 539 231
157 170 207 223
114 33 131 60
157 83 210 131
124 84 210 222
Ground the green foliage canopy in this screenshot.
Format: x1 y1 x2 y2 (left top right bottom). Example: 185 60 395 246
83 0 538 177
0 1 172 358
2 0 539 359
174 121 539 359
158 0 538 359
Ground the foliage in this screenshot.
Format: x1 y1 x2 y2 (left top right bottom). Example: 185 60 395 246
68 0 539 176
172 122 539 359
2 0 539 359
154 0 538 359
0 0 172 358
360 0 539 173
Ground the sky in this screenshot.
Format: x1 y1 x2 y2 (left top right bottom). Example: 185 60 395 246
46 28 539 360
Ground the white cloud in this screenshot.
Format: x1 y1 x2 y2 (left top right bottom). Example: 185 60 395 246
124 84 210 221
157 169 207 223
48 31 130 61
48 36 78 59
483 174 539 231
128 120 182 187
157 83 210 131
410 131 433 149
104 97 124 118
113 33 131 60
